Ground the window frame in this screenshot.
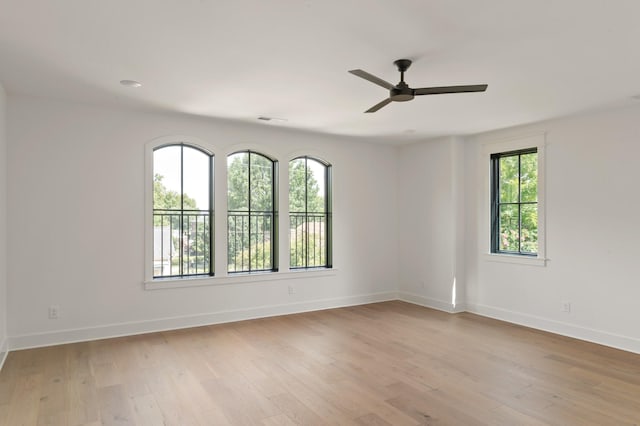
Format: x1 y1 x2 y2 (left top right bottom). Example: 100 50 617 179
480 133 546 266
490 148 538 256
288 156 333 270
226 150 279 274
145 137 215 282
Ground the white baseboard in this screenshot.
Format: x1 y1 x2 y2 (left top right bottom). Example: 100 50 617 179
9 291 397 351
466 302 640 355
397 291 466 313
7 293 639 357
398 294 640 354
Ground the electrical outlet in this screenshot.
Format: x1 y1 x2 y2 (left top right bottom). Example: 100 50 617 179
49 305 60 319
562 302 571 313
288 285 294 295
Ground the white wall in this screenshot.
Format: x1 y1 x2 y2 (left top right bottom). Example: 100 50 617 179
399 104 640 353
397 136 466 313
6 93 640 354
464 105 640 353
6 95 398 348
0 84 7 363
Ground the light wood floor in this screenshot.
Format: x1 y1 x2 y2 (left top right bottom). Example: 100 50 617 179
1 301 639 425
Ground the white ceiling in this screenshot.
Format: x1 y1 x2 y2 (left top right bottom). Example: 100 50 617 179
2 0 640 143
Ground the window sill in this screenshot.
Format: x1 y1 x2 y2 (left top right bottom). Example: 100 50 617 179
482 253 547 267
144 268 338 290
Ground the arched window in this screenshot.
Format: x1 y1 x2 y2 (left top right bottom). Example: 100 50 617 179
289 156 332 269
227 151 278 273
153 144 213 278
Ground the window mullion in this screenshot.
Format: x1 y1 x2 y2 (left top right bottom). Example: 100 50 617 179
272 159 277 271
490 154 499 253
248 152 252 272
179 144 184 276
325 165 330 268
304 157 309 268
209 155 214 276
517 153 522 254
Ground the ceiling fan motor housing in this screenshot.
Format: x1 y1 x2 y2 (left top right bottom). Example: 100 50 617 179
390 82 414 102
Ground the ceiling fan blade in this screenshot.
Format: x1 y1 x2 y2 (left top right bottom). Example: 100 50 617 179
349 69 395 90
414 84 488 96
365 98 392 113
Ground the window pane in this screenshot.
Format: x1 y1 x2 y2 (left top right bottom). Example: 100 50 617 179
228 152 249 211
153 213 180 277
250 214 272 270
250 153 273 212
520 152 538 203
153 146 182 210
289 158 306 213
520 204 538 254
307 217 326 267
182 147 211 210
289 214 306 268
182 213 210 275
289 158 307 269
307 159 325 213
228 213 249 272
153 146 182 278
499 204 519 252
499 155 519 203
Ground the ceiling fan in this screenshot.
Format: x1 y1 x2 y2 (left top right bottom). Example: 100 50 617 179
349 59 488 113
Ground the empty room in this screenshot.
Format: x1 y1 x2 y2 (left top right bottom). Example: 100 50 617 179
0 1 639 424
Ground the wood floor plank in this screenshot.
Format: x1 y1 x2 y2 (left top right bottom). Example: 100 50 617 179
353 413 393 426
137 366 207 426
268 392 329 426
261 413 298 426
128 393 167 426
201 374 281 425
0 404 8 426
1 301 639 425
35 372 67 426
4 373 43 425
96 384 136 426
250 358 355 423
66 375 100 425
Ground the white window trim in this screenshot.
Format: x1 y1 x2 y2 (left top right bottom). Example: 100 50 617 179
480 132 547 267
144 268 338 290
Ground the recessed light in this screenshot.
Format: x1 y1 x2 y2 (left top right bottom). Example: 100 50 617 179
120 80 142 88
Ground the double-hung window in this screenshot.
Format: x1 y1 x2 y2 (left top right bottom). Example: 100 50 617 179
490 148 538 255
